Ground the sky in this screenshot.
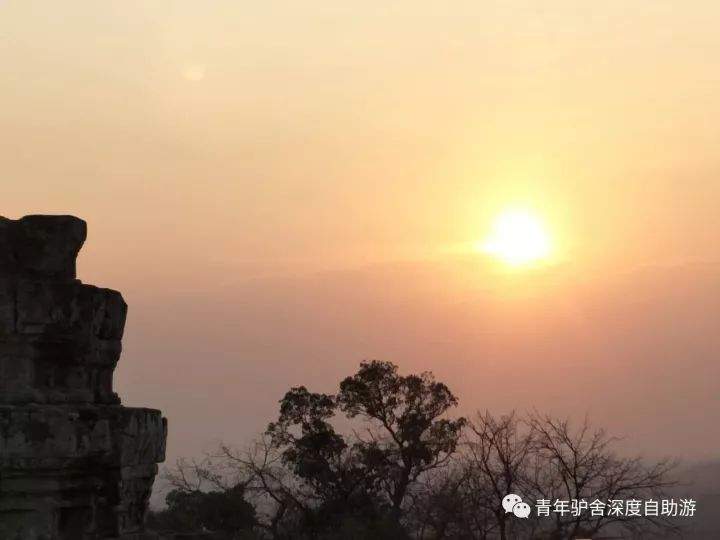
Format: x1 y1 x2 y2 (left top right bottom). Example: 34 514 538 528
2 1 719 466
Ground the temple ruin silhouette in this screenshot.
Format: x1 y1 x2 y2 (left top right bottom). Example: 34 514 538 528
0 215 167 539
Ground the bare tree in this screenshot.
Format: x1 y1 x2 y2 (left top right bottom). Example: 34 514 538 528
405 465 497 540
461 411 536 540
214 435 315 539
458 412 679 540
163 457 224 493
525 412 679 539
157 457 258 538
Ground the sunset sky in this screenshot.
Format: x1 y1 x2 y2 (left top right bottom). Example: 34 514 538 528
2 1 719 465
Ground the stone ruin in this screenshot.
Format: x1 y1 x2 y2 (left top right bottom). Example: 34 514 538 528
0 215 167 539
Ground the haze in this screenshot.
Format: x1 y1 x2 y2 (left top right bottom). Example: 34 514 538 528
2 1 719 465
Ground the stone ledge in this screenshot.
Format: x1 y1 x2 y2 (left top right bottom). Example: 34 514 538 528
0 279 127 340
0 405 167 467
0 336 123 405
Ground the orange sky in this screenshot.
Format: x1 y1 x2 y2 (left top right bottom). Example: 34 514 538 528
2 2 719 464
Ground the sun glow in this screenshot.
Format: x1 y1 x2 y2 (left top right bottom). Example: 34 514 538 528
480 209 551 266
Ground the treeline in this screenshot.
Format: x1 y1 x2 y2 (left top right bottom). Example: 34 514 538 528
148 361 677 540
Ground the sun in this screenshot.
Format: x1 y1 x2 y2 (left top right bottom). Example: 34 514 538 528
479 209 551 266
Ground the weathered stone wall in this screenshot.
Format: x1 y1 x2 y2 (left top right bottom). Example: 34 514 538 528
0 216 167 540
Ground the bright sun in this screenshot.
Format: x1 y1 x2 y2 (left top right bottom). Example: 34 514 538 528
479 209 551 266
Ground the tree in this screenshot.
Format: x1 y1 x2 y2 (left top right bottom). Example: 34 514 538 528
218 360 466 537
215 435 312 540
148 458 257 538
460 412 679 540
156 364 679 540
525 412 678 539
264 386 390 538
462 411 536 540
337 360 466 521
405 466 497 540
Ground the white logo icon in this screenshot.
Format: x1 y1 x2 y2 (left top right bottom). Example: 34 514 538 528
502 493 531 518
513 502 532 518
502 493 523 513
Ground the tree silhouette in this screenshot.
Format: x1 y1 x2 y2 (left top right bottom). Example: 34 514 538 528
337 360 466 520
153 364 679 540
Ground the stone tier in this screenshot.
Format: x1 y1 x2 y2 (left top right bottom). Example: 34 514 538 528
0 279 127 405
0 405 166 539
